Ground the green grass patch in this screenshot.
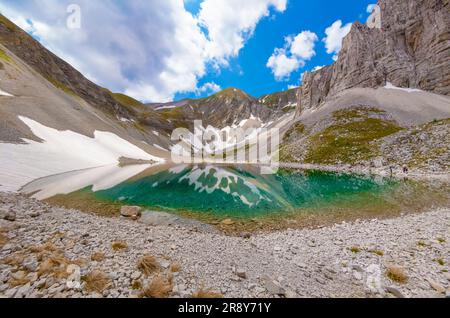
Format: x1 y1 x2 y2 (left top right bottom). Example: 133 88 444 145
305 109 402 165
46 76 78 98
349 246 362 253
0 47 12 63
0 14 17 31
368 249 385 256
111 92 143 108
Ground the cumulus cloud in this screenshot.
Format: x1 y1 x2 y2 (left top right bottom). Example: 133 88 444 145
195 82 222 95
323 20 352 61
267 49 302 81
198 0 287 65
0 0 286 102
267 30 318 80
290 31 318 60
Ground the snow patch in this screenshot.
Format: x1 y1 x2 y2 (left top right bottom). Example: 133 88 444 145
119 117 134 123
21 164 153 200
0 116 164 192
0 89 13 97
155 105 177 111
384 82 422 93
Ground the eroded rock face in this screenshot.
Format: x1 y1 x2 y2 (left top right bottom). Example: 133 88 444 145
297 0 450 115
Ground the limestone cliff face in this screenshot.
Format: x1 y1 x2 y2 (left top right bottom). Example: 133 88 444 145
297 0 450 114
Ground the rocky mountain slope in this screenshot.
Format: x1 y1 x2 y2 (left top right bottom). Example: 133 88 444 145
282 0 450 173
297 0 450 113
0 14 296 191
150 87 296 131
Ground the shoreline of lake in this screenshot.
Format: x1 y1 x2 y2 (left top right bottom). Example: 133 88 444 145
0 192 448 298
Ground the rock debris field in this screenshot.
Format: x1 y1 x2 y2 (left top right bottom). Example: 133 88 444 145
0 192 449 298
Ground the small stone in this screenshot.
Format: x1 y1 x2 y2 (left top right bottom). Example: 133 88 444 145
130 271 141 280
427 278 445 294
353 272 363 280
221 219 235 226
443 272 450 281
316 277 326 285
27 272 39 284
120 206 142 219
4 287 17 298
261 275 285 296
23 256 39 272
285 288 298 298
4 211 16 222
16 283 32 298
236 268 247 279
385 286 405 298
161 261 171 269
29 211 41 218
352 265 364 272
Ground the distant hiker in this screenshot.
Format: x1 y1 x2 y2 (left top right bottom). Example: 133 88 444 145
402 165 409 174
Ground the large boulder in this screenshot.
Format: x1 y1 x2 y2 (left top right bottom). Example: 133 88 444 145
120 206 142 219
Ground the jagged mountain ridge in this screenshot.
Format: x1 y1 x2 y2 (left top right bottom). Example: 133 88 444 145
297 0 450 114
148 87 297 130
282 0 450 172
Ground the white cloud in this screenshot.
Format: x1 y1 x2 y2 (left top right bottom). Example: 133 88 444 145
366 4 377 13
0 0 286 102
323 20 352 60
267 30 318 80
267 49 302 81
198 0 287 65
196 82 222 95
289 31 318 60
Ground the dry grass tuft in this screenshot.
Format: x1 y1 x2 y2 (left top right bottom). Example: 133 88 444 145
437 258 445 266
28 242 57 253
91 252 105 262
112 240 128 251
131 280 142 290
369 249 385 256
9 272 31 287
83 270 111 293
170 262 181 273
0 232 8 248
137 255 160 276
37 253 70 279
141 275 173 298
192 287 223 298
417 240 428 248
349 246 361 253
386 264 408 284
2 253 25 267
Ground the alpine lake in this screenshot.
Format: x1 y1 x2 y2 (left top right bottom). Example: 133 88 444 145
21 163 450 234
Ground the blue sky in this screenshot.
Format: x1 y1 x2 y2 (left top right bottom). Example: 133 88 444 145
182 0 375 99
0 0 376 102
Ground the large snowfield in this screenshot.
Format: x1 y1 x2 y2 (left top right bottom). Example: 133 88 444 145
0 116 163 192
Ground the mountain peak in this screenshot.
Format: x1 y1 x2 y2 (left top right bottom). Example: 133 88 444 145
213 87 253 100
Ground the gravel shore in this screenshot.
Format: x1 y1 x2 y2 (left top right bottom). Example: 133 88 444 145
0 192 449 298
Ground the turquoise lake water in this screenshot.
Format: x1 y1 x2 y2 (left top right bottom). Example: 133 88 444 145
23 164 449 219
91 165 401 217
